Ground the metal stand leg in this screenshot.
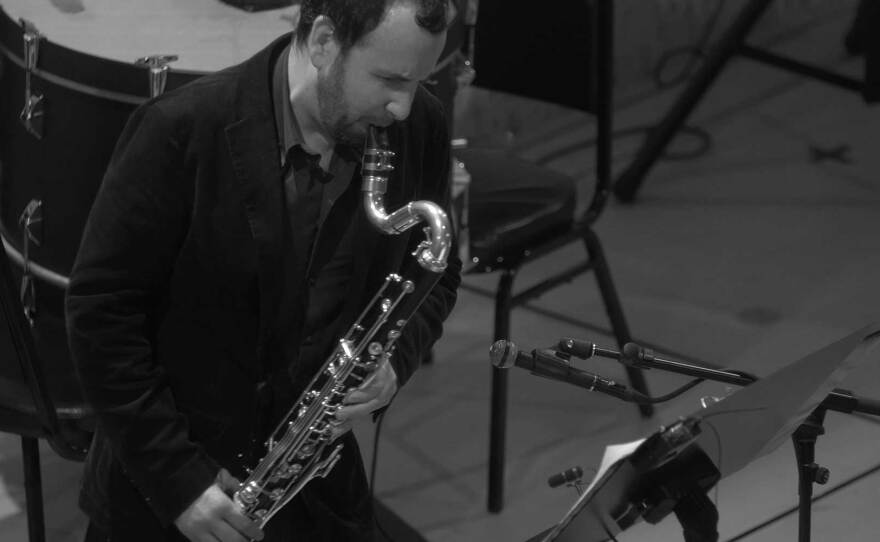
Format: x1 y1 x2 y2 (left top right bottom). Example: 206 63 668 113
21 436 46 542
488 270 515 513
583 229 653 417
613 0 774 202
792 408 830 542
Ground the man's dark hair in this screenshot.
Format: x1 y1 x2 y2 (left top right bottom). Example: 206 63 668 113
294 0 449 51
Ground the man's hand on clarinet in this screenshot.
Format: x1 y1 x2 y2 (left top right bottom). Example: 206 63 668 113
332 357 398 439
174 468 264 542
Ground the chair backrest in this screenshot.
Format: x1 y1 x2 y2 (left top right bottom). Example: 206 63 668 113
472 0 599 114
0 240 59 440
458 0 615 226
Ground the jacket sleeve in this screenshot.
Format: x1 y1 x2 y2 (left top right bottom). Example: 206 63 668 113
65 103 220 527
388 93 462 388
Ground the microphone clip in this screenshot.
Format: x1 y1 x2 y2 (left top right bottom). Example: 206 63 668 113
547 465 586 496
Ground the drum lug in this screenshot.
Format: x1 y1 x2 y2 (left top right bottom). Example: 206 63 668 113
18 199 43 326
136 55 180 98
19 19 45 140
19 199 43 249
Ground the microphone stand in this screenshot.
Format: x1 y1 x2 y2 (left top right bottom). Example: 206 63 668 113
593 341 880 542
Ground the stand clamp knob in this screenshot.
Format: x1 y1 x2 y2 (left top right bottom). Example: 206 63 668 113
809 463 830 485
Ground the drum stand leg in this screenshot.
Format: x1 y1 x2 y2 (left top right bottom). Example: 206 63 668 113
21 436 46 542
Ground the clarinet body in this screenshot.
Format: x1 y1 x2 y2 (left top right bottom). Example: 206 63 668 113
232 126 452 526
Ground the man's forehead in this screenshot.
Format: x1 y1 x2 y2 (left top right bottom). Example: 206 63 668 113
355 1 450 45
349 3 448 75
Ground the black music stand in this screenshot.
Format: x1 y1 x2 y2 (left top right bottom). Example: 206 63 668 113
614 0 870 202
527 324 880 542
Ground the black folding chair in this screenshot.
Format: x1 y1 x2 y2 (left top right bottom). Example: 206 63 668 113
445 0 654 513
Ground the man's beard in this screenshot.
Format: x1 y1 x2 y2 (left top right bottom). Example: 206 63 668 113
316 57 366 147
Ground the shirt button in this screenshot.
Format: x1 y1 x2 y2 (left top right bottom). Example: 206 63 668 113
308 276 317 286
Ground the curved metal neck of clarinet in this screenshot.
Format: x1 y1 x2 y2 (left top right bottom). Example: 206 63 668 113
361 125 452 273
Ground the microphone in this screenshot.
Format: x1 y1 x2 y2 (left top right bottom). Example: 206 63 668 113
551 339 880 416
490 340 632 399
621 342 759 384
621 342 708 370
557 337 621 360
547 466 584 488
623 342 658 364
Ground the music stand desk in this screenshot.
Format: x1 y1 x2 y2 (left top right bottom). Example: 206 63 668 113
528 323 880 542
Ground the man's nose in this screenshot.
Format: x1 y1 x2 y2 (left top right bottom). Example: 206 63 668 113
386 89 415 121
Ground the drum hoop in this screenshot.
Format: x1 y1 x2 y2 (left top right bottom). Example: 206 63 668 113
0 42 150 106
1 27 456 104
0 228 69 289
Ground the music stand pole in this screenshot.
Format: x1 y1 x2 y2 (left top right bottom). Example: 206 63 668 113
792 407 828 542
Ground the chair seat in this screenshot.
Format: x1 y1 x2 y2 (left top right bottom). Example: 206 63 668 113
456 148 577 273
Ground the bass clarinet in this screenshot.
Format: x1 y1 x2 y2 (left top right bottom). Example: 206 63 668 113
232 126 452 526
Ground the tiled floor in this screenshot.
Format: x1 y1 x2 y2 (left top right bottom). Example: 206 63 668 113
2 3 880 542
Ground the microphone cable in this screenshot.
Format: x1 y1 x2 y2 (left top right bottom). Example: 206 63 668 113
652 0 725 90
370 410 396 542
631 377 705 404
532 0 725 170
627 367 757 405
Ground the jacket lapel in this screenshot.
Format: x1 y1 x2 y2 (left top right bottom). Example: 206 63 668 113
224 35 290 370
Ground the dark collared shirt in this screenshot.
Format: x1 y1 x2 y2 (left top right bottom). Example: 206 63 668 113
271 44 359 382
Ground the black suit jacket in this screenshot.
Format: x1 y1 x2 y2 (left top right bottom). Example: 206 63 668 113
65 35 460 539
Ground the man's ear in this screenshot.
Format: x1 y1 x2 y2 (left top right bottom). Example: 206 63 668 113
446 0 458 26
308 15 340 69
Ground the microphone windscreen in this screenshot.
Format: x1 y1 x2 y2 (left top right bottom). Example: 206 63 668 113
489 340 517 368
622 342 642 361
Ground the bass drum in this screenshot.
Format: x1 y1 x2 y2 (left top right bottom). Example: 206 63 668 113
0 0 297 448
1 0 297 278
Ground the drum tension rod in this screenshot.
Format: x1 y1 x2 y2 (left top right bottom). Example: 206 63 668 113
18 199 43 326
19 19 45 140
136 55 179 98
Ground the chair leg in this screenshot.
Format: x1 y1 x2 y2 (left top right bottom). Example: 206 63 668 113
21 436 46 542
488 269 515 513
583 229 654 418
